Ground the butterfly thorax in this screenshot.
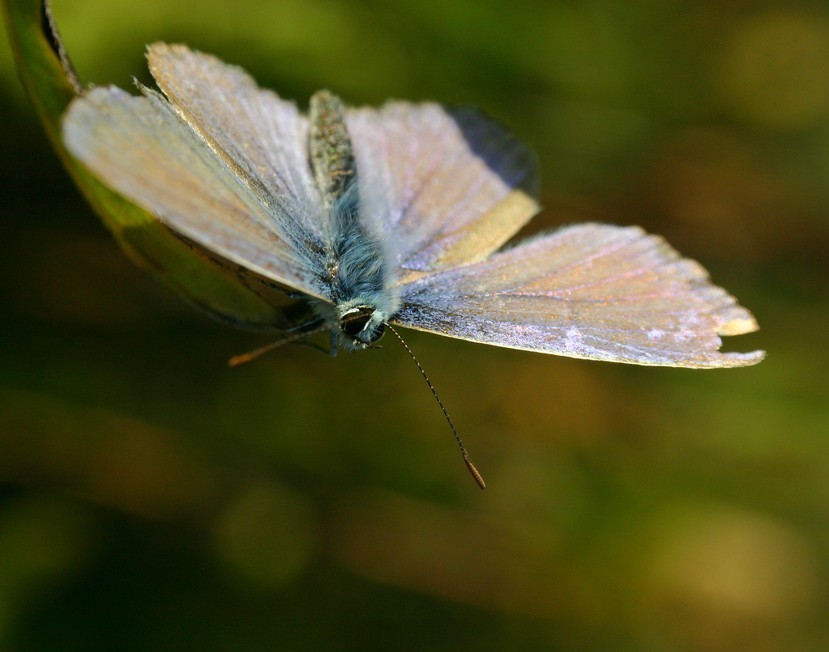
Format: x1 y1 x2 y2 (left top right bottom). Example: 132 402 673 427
308 90 397 350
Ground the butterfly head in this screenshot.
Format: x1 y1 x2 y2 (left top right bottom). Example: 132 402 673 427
338 304 387 350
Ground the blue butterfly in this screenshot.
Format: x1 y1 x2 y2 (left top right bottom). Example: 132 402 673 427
62 44 764 486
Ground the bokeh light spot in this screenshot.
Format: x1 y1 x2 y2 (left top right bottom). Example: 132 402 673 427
213 480 317 589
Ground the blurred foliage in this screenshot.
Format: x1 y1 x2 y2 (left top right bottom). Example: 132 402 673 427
1 0 827 651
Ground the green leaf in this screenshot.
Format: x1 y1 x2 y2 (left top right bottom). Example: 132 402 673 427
3 0 288 327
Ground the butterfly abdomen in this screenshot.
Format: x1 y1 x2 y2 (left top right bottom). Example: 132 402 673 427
308 90 399 347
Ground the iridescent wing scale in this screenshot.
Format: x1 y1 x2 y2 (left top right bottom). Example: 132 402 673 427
62 46 330 302
392 223 764 368
345 103 540 285
145 44 325 242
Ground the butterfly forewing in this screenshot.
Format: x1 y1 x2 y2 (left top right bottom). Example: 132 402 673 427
62 86 330 301
146 44 326 244
393 224 764 368
346 103 540 281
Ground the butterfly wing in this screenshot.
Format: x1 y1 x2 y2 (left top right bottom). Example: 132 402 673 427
145 44 326 241
346 103 539 284
62 49 330 302
393 223 764 368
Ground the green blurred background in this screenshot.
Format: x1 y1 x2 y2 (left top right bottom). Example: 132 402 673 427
1 0 827 650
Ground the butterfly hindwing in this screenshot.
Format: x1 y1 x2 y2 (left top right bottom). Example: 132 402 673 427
346 102 540 284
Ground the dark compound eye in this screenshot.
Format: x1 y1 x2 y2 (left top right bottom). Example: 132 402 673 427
367 323 385 343
340 307 374 338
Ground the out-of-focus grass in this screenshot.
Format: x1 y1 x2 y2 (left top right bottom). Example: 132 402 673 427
1 1 827 650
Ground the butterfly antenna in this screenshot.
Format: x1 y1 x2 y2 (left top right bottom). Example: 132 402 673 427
386 324 486 490
228 322 331 367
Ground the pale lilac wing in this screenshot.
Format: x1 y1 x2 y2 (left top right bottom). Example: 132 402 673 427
393 224 765 368
346 103 539 283
146 43 327 239
62 86 331 301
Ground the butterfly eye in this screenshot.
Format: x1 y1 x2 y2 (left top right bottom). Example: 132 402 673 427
340 307 374 338
369 323 386 343
340 306 387 344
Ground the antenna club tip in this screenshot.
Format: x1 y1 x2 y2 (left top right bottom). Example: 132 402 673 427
464 457 487 490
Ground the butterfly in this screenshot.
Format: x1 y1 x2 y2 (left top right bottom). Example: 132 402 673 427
62 44 764 485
